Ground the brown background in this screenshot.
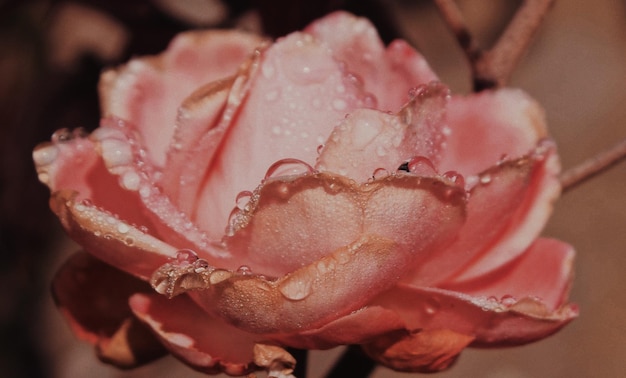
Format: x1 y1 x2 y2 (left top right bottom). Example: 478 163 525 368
1 0 625 377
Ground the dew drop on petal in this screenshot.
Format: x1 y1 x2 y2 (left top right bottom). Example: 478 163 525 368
278 277 312 301
235 191 253 211
176 249 198 264
501 295 517 306
236 265 252 275
372 168 389 180
442 170 465 188
264 158 315 180
406 156 437 175
52 128 73 143
316 144 324 155
120 171 141 191
117 223 130 234
480 174 492 185
33 144 59 166
193 259 210 273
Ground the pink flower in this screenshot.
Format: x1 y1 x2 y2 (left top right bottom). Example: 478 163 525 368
34 11 577 375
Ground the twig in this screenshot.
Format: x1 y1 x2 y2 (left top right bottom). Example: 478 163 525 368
434 0 555 91
560 137 626 193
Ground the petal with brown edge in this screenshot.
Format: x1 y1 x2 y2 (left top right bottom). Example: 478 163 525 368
442 238 576 313
316 82 449 183
363 329 474 373
405 143 560 286
372 284 577 347
305 11 438 111
129 293 258 376
152 174 465 334
439 88 548 177
99 30 265 167
51 190 177 279
52 252 166 368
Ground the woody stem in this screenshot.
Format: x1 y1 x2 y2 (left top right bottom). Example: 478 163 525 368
560 137 626 193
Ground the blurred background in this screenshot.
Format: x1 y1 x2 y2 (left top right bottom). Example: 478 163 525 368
1 0 625 377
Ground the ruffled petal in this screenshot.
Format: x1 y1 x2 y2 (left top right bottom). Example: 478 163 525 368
305 11 438 111
405 142 560 286
195 29 376 239
316 82 449 182
442 238 576 313
50 191 177 279
151 173 466 334
372 283 577 347
99 30 265 167
439 88 548 177
129 293 258 376
52 253 166 368
363 329 474 373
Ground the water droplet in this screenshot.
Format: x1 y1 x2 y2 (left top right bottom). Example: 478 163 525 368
442 171 465 188
33 144 59 166
316 144 325 155
81 199 93 207
501 295 516 306
279 277 312 301
193 259 209 273
261 61 275 78
442 126 452 136
117 223 130 234
120 171 141 191
332 98 347 111
139 225 149 233
176 249 198 264
236 265 252 275
271 126 282 135
480 174 492 184
361 93 378 108
124 237 134 246
101 139 133 168
376 145 387 157
52 128 73 143
406 156 437 175
264 158 315 180
372 168 389 180
209 269 232 284
264 89 280 102
235 191 253 211
139 185 151 198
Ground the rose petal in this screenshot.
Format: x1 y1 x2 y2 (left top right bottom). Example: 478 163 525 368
99 30 265 167
373 284 577 347
442 238 576 312
50 190 177 279
450 142 561 282
405 143 560 286
363 329 474 373
316 82 449 182
439 88 548 177
152 174 465 334
195 29 375 239
52 253 166 367
305 11 438 111
129 293 258 376
274 306 406 350
224 172 465 276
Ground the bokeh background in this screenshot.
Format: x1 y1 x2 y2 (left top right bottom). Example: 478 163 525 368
1 0 625 377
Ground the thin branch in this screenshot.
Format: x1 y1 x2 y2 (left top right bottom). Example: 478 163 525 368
560 137 626 193
434 0 555 91
433 0 483 63
474 0 556 90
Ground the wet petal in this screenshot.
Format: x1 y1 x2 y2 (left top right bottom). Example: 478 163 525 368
442 238 576 313
363 329 474 373
373 283 577 347
274 306 406 350
195 30 374 240
305 11 438 111
406 143 560 286
129 293 259 376
152 174 465 334
52 253 166 368
439 88 548 177
316 82 449 182
99 30 265 167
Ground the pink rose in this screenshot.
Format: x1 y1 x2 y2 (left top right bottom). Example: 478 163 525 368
34 11 577 375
